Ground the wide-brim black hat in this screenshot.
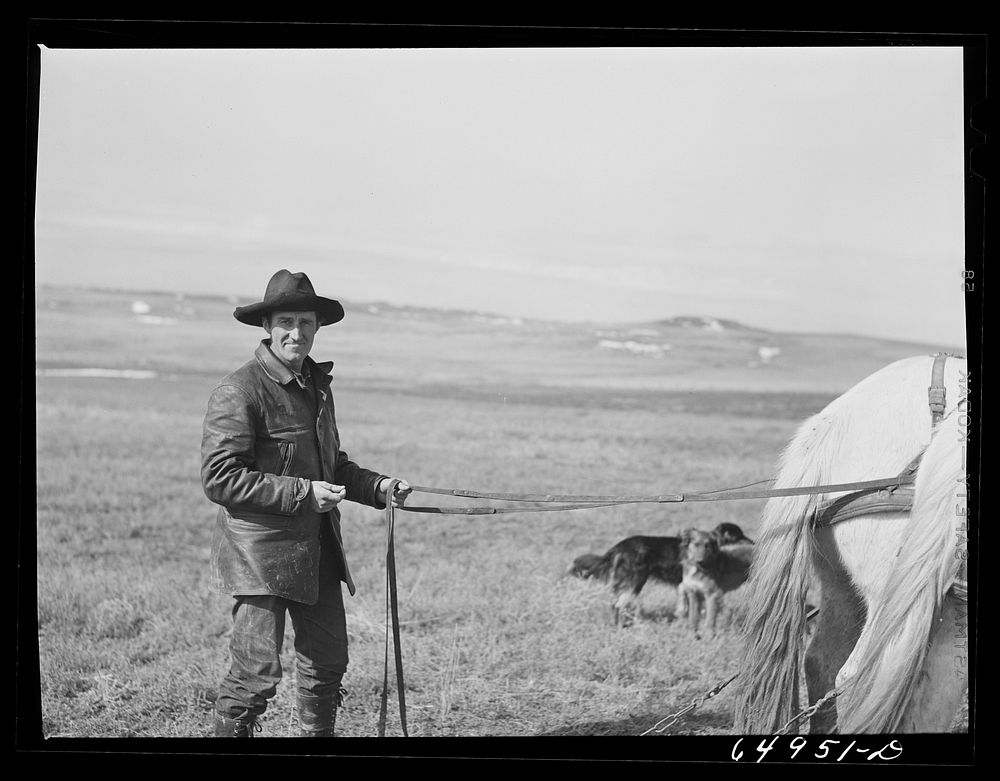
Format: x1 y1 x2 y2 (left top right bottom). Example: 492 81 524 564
233 269 345 327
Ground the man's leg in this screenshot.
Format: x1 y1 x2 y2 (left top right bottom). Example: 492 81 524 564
289 533 350 736
214 595 288 736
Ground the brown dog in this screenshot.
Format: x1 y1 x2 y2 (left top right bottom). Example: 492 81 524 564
677 528 755 638
569 523 753 626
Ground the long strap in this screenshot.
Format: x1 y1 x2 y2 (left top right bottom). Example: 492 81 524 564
400 471 919 515
378 478 408 737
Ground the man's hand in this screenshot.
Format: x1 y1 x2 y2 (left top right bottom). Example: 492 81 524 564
377 478 412 508
310 481 346 513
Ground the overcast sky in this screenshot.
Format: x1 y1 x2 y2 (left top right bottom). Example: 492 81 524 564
33 46 968 345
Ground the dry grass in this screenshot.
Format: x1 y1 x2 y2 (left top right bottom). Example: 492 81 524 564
30 286 971 743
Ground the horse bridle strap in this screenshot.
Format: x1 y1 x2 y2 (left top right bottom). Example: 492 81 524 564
378 478 408 738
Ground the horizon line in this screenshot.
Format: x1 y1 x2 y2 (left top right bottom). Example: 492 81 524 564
33 280 966 352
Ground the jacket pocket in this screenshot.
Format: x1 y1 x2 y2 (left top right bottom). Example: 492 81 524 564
277 440 295 476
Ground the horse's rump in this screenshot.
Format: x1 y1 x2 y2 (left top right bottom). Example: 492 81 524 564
733 354 969 734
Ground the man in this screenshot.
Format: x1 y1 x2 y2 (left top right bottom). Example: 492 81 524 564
202 269 411 737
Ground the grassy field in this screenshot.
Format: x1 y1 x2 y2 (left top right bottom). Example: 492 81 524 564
30 286 969 743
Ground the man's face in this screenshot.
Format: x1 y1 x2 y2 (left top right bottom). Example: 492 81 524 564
264 310 317 371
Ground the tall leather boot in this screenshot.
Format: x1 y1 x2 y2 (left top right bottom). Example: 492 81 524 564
298 687 348 737
213 711 260 737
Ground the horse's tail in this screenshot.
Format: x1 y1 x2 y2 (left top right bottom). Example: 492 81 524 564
838 423 964 733
732 415 836 733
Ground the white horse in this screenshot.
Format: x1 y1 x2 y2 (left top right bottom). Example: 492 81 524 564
732 354 971 734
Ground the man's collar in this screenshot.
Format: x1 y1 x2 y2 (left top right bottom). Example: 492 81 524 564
255 340 333 388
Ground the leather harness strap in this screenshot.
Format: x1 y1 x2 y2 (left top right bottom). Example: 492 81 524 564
814 487 916 528
814 452 922 528
816 353 952 528
928 351 950 428
378 478 408 738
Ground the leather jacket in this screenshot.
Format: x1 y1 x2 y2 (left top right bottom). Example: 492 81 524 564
202 340 386 603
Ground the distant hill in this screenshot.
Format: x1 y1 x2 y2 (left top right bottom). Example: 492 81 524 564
654 315 762 333
34 284 965 396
